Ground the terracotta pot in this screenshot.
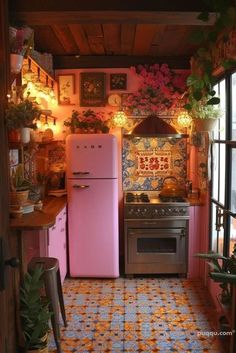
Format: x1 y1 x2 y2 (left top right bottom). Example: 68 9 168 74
10 53 24 74
193 118 218 132
10 190 29 205
8 129 20 143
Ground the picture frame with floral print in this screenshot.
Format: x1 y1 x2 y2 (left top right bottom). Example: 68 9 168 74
110 73 127 90
80 72 106 107
58 74 75 105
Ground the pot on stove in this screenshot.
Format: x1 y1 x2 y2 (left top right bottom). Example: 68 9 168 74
159 176 183 198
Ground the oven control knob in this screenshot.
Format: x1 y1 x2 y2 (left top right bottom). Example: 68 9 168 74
180 208 186 214
141 208 147 215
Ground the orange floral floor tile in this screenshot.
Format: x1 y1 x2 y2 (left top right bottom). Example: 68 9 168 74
49 277 229 353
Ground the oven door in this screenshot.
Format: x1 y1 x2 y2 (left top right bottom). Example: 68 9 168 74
128 228 186 272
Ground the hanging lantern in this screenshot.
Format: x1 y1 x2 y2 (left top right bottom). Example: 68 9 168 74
177 111 192 128
112 110 128 128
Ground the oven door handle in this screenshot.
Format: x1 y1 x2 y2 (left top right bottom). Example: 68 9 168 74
142 221 158 225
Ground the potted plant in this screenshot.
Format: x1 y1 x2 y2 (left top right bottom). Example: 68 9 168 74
10 164 31 205
182 2 236 131
9 26 34 74
19 266 52 353
5 94 41 143
196 244 236 306
64 109 110 134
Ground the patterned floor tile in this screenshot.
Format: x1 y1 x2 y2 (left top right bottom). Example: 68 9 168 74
49 277 226 353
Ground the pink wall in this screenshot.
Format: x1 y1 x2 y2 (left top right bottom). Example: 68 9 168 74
53 68 213 279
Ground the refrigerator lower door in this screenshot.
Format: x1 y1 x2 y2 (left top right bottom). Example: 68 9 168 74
67 178 119 278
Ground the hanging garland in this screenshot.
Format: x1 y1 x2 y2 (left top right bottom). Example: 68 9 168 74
122 64 188 115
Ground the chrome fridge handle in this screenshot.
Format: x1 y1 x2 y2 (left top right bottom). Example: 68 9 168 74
73 185 90 189
73 172 90 175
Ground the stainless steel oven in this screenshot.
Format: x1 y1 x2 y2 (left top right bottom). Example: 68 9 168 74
124 193 189 275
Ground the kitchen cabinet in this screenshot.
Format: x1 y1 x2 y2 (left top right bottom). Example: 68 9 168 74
20 204 67 283
48 206 67 283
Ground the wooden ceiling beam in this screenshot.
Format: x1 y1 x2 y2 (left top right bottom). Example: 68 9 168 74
8 0 216 12
53 55 191 69
10 11 216 26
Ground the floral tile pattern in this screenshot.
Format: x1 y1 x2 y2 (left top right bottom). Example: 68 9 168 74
49 277 226 353
122 136 187 190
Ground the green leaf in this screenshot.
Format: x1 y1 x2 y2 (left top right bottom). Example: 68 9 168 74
208 31 218 43
209 90 216 96
197 11 210 22
190 30 205 44
222 59 236 70
207 97 220 105
193 90 203 101
183 104 192 111
210 272 236 284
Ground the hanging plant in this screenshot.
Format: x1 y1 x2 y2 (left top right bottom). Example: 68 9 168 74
64 109 110 133
122 63 188 115
183 0 236 116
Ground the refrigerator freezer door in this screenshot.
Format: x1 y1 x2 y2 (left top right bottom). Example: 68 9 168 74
66 134 118 179
67 178 119 278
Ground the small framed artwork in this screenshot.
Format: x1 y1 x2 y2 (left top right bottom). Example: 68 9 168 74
58 74 75 105
80 72 106 106
110 73 127 90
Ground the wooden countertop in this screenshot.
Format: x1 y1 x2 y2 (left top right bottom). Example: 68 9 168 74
10 196 67 230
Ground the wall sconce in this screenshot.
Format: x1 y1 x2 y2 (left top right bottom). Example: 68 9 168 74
177 111 192 128
112 110 128 128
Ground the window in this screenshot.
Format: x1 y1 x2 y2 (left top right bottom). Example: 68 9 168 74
210 72 236 256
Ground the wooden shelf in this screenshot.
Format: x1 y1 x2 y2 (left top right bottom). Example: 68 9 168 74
123 133 189 138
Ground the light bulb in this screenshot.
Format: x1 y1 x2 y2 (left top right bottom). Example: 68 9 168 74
112 111 128 128
177 112 192 128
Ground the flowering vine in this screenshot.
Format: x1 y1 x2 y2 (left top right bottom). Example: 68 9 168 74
122 64 188 115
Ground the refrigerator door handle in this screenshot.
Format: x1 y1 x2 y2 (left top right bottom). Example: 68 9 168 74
73 172 90 175
73 184 90 189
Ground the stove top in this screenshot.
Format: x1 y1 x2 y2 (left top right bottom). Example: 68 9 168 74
124 192 189 219
125 192 187 204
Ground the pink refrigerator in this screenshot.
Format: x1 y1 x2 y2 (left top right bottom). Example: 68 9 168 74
66 134 119 278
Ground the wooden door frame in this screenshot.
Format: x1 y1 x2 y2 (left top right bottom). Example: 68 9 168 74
0 0 18 352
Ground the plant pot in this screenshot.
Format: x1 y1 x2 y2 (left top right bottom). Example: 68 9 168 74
20 127 31 143
10 189 29 205
10 53 24 74
8 129 20 143
193 118 218 132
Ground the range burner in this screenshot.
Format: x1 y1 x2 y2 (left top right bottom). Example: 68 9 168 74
159 195 186 203
126 192 150 203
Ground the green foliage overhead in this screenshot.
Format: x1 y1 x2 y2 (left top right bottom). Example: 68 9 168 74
184 0 236 118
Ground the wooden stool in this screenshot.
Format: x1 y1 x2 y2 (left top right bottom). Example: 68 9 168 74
28 257 67 353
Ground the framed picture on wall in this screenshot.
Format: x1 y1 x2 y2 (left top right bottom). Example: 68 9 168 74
110 73 127 90
80 72 106 106
58 74 75 105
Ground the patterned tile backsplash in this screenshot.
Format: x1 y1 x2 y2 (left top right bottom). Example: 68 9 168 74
122 136 187 191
